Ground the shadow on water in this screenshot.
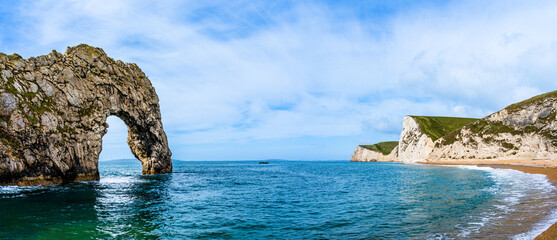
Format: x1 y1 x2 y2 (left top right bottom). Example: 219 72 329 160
0 165 172 239
94 173 172 239
0 182 103 239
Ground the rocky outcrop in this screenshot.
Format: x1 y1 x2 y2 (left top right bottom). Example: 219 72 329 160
0 44 172 186
429 92 557 161
397 116 435 163
351 145 399 162
353 91 557 164
353 116 477 163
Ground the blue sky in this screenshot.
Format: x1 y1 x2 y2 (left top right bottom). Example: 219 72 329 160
1 0 557 161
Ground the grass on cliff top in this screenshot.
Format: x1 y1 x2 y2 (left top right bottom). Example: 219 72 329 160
505 90 557 112
410 116 479 141
360 141 398 155
439 91 557 146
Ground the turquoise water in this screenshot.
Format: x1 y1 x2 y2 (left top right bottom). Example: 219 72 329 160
1 160 557 239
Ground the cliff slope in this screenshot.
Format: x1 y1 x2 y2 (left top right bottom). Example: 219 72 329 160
0 44 172 186
351 142 398 162
430 91 557 161
353 91 557 164
397 116 479 162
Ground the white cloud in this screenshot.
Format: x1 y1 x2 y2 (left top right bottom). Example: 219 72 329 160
6 0 557 160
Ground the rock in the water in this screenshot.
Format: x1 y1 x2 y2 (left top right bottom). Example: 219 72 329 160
0 44 172 186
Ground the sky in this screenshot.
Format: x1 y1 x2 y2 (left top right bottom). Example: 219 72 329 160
1 0 557 161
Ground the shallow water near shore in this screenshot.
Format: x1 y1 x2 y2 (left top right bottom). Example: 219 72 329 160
1 160 556 239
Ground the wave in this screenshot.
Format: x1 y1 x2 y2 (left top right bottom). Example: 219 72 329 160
0 185 47 198
444 165 557 240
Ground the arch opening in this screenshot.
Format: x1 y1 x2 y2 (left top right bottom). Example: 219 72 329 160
97 110 173 176
0 44 172 186
99 116 136 162
98 116 143 178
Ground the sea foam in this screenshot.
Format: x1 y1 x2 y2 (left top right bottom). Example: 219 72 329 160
446 165 557 240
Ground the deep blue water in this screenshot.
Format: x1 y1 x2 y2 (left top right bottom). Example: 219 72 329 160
1 160 557 239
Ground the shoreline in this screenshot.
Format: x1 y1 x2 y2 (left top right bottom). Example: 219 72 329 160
1 173 100 187
422 160 557 240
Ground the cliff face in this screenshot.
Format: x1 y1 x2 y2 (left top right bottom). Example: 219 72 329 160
352 116 478 163
430 92 557 161
0 44 172 186
397 116 435 162
353 91 557 164
351 145 398 162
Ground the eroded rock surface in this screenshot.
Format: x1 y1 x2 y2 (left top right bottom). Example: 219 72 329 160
430 94 557 161
0 44 172 186
350 145 398 162
397 116 435 163
352 91 557 164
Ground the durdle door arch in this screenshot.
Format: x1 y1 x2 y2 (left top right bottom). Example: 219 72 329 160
0 44 172 186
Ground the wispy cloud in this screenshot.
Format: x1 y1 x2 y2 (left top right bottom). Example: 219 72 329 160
3 0 557 160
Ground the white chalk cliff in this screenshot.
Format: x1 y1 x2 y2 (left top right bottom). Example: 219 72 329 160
351 145 398 162
429 93 557 161
352 91 557 163
397 116 435 163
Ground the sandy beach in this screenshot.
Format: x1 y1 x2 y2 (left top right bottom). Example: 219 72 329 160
422 159 557 239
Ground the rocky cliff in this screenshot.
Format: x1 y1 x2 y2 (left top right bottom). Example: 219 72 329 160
430 91 557 161
398 116 479 162
351 142 398 162
353 91 557 163
397 116 436 162
0 44 172 186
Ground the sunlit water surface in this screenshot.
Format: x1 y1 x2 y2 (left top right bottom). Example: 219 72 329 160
1 160 557 239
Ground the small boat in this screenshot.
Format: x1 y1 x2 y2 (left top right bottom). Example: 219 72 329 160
259 162 269 164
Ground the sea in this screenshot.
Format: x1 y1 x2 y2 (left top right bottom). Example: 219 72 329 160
1 160 557 239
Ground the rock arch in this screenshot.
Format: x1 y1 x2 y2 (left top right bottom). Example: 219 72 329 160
0 44 172 186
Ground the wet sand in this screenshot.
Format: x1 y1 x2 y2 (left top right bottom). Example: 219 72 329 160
421 159 557 239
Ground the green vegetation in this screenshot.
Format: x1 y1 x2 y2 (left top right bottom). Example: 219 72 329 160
468 120 516 135
410 116 479 141
3 77 19 95
78 105 99 117
0 73 59 131
505 90 557 112
360 141 399 155
440 112 557 147
57 125 77 135
501 142 517 150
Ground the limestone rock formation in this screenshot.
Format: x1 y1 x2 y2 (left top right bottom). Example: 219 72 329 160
353 116 478 162
352 91 557 163
0 44 172 186
397 116 435 162
351 142 398 162
397 116 479 162
430 91 557 161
